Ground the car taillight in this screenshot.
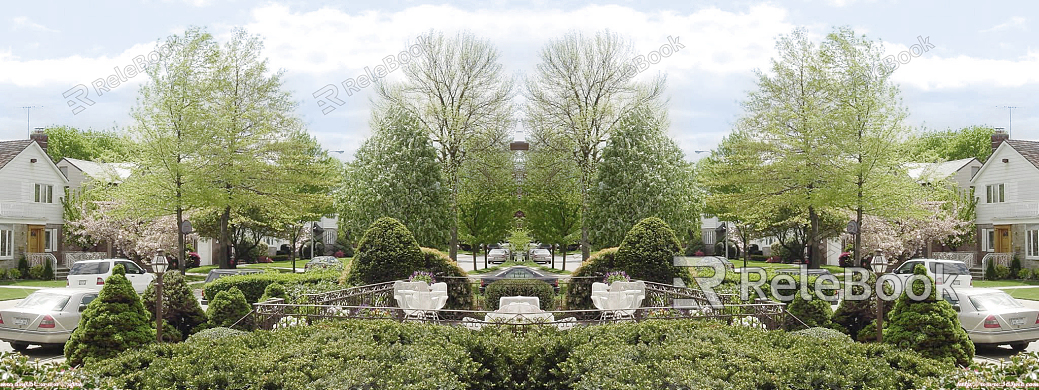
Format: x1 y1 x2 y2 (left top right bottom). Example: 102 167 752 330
984 315 1001 329
97 277 104 285
39 315 55 329
1035 315 1039 324
0 315 4 325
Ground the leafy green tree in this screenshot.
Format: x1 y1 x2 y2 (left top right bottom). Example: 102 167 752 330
206 286 253 331
340 105 450 248
526 30 665 260
884 265 974 366
346 217 423 285
142 271 207 339
43 125 129 163
457 145 515 268
376 30 515 261
908 125 996 163
588 105 699 248
524 137 581 268
65 265 153 366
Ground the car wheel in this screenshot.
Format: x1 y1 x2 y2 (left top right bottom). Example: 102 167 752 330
1010 342 1030 351
9 342 30 351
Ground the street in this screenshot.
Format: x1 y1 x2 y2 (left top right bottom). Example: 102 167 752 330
455 252 585 273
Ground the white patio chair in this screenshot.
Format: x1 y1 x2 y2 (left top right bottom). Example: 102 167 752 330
591 282 609 310
499 296 540 309
430 282 449 310
602 291 634 321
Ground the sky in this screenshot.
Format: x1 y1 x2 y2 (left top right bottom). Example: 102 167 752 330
1 0 1037 162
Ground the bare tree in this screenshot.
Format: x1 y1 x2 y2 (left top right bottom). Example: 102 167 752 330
525 30 665 260
375 30 514 261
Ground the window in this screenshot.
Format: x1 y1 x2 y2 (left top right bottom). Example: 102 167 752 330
119 261 144 274
982 229 995 252
0 229 11 258
34 184 53 203
986 184 1005 203
45 229 58 252
1029 229 1039 258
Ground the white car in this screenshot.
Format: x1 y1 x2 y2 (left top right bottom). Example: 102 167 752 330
0 288 98 350
944 287 1039 350
66 259 156 293
891 259 972 290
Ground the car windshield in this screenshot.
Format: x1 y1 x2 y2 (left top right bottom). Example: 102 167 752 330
70 261 110 275
928 262 969 275
17 292 71 311
969 292 1023 311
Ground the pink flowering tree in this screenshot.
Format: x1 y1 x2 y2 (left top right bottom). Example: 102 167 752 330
66 199 194 263
855 200 971 261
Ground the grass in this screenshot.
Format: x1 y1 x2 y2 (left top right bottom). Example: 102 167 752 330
973 280 1039 288
0 279 67 288
186 258 349 274
1005 287 1039 301
0 288 39 301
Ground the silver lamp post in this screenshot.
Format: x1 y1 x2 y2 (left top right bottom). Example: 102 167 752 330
152 249 169 343
870 249 887 343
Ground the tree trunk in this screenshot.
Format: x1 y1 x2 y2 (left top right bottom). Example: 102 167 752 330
855 205 863 268
219 206 232 269
580 167 591 261
808 206 821 269
176 205 185 274
449 167 459 261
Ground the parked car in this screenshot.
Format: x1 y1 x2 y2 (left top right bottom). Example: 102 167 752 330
201 269 265 303
529 248 552 264
305 256 342 272
487 249 510 264
479 266 559 292
66 259 155 293
943 287 1039 350
0 288 98 350
891 259 973 291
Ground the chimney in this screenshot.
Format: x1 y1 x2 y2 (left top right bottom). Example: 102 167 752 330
992 127 1008 153
29 128 47 153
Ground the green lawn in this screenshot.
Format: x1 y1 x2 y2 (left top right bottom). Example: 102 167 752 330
0 279 67 288
0 288 39 301
973 280 1039 288
1005 287 1039 301
186 258 347 274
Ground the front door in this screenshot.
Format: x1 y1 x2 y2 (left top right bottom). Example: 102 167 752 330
995 225 1012 253
27 225 45 253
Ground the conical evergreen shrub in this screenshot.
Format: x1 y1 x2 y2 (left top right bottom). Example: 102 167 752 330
884 264 974 366
65 265 154 366
142 272 207 340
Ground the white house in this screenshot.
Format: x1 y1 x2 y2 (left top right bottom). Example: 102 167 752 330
700 216 841 266
0 133 69 269
907 157 983 190
55 157 132 190
971 131 1039 269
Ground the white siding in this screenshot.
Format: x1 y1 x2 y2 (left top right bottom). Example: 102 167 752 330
0 144 67 225
974 144 1039 225
55 159 88 190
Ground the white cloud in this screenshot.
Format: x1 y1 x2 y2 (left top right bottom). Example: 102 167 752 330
0 42 163 88
980 17 1027 33
885 41 1039 90
11 16 59 33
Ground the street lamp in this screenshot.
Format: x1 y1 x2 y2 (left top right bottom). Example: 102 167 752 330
870 249 887 343
152 249 169 343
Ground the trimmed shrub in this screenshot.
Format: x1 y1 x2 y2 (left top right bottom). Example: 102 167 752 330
986 258 997 279
43 260 54 280
994 264 1011 280
206 287 253 331
418 247 474 310
143 272 207 339
884 264 974 366
484 279 554 311
1011 255 1023 279
566 247 619 309
615 217 690 285
346 217 423 285
927 351 1039 387
7 268 21 280
185 326 248 343
28 264 45 280
791 326 852 342
1018 268 1032 280
17 255 29 278
0 267 6 280
259 282 287 302
203 270 340 303
0 352 105 387
832 271 887 340
786 293 832 330
65 265 154 367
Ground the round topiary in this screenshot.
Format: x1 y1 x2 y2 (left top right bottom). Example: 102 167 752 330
566 247 620 309
346 217 423 285
615 217 690 285
206 287 253 331
419 247 474 310
142 272 207 338
259 282 287 302
484 279 555 311
65 265 154 366
884 264 974 366
786 293 833 330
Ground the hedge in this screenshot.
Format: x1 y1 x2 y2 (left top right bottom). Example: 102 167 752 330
566 247 619 310
202 270 340 303
418 247 474 310
484 279 555 311
84 320 954 390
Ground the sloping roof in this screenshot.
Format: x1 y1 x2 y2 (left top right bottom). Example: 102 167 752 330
1005 140 1039 170
63 157 132 183
906 157 978 183
0 140 33 170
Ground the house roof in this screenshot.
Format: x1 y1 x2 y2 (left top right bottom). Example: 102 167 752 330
1005 140 1039 170
0 140 34 170
61 157 132 183
907 157 978 183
